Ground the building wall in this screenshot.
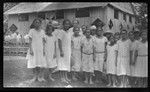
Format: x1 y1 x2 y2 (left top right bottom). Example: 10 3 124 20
8 13 37 36
105 5 136 33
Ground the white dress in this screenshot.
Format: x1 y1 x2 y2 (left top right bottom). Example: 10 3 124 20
134 41 148 77
26 29 47 68
81 36 94 73
116 40 130 76
106 43 117 75
130 40 139 77
94 36 108 72
71 35 82 72
56 29 72 72
45 35 57 68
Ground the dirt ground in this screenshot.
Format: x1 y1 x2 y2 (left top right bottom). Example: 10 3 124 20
3 56 108 88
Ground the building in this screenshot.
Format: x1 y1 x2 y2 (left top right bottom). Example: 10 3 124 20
4 2 137 36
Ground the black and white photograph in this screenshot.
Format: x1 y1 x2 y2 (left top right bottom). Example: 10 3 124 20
3 2 148 88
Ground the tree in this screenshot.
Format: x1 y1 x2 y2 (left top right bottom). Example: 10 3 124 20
134 3 147 31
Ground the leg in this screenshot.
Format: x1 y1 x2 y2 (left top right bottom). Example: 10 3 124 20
72 71 77 81
65 71 71 82
106 74 112 87
84 72 88 84
89 72 94 84
94 71 99 83
38 67 46 82
112 74 117 87
49 68 55 81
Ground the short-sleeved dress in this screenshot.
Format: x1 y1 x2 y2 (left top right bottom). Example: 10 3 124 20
94 36 108 72
130 40 139 77
56 29 72 72
134 41 148 77
106 43 117 75
71 35 82 72
81 36 94 73
116 40 130 76
45 35 57 68
26 29 47 68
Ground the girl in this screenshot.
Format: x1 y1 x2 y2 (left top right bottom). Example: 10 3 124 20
116 30 130 87
71 27 82 81
81 25 87 36
57 19 72 83
44 23 57 81
114 32 120 42
90 25 97 37
26 18 47 83
94 27 108 84
106 34 118 87
81 28 95 84
69 19 82 36
134 31 148 87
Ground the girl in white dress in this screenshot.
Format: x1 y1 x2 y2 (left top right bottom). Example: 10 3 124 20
134 31 148 87
26 18 47 82
69 20 82 36
57 19 72 83
116 30 130 87
81 29 95 84
93 27 108 84
71 27 82 81
81 25 87 36
106 34 118 87
44 23 57 81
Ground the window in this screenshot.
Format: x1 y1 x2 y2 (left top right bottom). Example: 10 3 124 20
75 8 90 18
38 12 45 20
129 16 132 23
18 14 29 21
56 10 64 19
123 13 126 21
114 9 119 19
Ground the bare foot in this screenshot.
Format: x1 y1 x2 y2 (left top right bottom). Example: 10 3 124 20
49 75 55 82
38 77 46 82
84 80 88 84
72 76 78 81
61 78 69 84
25 77 36 84
89 80 94 84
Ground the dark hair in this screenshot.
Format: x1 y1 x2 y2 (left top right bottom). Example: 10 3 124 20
63 19 71 26
73 26 80 32
72 20 79 24
120 29 127 34
30 18 42 29
139 31 147 37
45 23 54 36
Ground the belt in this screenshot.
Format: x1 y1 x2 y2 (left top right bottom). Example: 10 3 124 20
138 55 147 57
95 51 105 53
82 52 93 55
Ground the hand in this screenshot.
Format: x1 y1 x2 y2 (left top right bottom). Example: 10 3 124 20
30 49 34 56
43 51 45 56
53 53 56 58
60 51 64 57
115 60 117 67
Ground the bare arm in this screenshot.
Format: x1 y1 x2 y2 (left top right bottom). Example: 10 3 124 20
58 39 64 57
115 50 118 66
134 50 138 65
29 37 33 55
130 50 133 65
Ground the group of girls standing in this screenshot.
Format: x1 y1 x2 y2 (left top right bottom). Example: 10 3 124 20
26 18 147 87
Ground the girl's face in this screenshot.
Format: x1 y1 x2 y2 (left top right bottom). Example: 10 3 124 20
97 28 103 36
34 19 41 29
91 29 96 36
141 32 147 40
64 21 71 31
85 29 91 37
128 32 134 41
121 31 127 40
109 35 115 44
47 25 53 35
114 33 120 40
73 27 80 35
82 25 86 33
73 20 79 27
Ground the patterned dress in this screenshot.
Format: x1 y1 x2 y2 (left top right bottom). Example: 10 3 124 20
134 41 148 77
81 36 95 73
71 35 82 72
94 36 108 72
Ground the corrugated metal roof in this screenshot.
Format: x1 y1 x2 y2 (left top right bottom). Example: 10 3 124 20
4 2 135 15
4 2 53 15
